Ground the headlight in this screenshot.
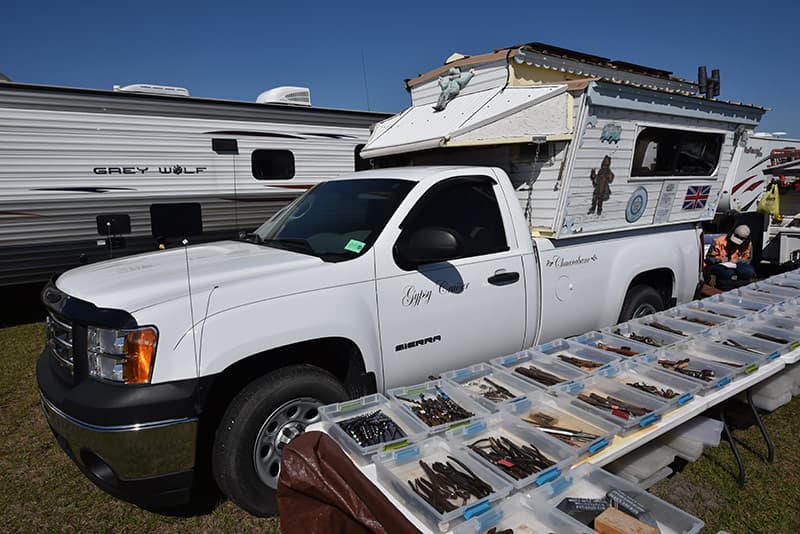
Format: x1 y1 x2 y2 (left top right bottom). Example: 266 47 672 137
87 326 158 384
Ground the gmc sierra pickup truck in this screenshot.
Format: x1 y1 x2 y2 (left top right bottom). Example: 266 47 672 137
37 166 702 515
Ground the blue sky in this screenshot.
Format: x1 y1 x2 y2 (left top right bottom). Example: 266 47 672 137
2 0 799 136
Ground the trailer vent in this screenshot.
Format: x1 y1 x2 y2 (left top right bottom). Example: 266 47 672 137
112 84 190 97
256 86 312 106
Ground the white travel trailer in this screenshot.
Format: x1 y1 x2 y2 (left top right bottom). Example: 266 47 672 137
0 81 388 286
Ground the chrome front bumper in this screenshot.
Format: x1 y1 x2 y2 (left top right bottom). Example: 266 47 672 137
40 393 198 481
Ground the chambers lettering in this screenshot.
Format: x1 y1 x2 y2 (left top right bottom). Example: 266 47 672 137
545 254 598 268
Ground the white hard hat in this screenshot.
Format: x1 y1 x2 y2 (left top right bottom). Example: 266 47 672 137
730 225 751 246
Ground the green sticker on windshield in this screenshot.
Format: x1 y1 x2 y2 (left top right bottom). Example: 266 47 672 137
344 239 365 253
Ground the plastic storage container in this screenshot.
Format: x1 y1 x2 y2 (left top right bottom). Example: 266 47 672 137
555 374 668 434
320 393 428 463
661 306 729 330
445 412 577 490
574 331 655 358
668 338 765 379
441 362 542 412
757 280 800 298
721 317 800 355
604 321 685 349
599 361 700 411
677 299 752 320
527 463 704 533
503 390 620 458
606 442 677 481
451 493 590 534
638 349 737 393
757 309 800 333
388 379 490 435
535 338 621 372
373 437 512 532
708 291 775 312
490 349 588 390
636 313 710 336
742 282 800 302
692 329 780 367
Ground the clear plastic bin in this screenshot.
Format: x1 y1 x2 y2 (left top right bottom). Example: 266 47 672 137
373 437 512 532
677 300 751 320
757 280 800 298
319 393 428 463
754 308 800 333
388 379 490 435
554 375 668 434
527 463 704 533
670 337 765 378
503 391 620 458
723 316 800 355
661 306 728 330
441 362 542 412
638 349 737 393
445 412 577 490
708 290 775 311
637 314 710 336
738 287 792 305
603 321 685 349
574 331 655 358
767 301 800 323
490 349 588 390
599 361 701 410
536 338 621 372
451 493 590 534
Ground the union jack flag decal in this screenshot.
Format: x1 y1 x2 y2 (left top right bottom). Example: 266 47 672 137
682 185 711 210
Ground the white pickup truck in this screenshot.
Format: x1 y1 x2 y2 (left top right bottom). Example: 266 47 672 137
37 165 703 515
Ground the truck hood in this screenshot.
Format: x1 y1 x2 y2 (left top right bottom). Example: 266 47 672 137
56 241 322 312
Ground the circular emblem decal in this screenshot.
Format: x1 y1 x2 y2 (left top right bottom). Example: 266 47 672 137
626 187 648 223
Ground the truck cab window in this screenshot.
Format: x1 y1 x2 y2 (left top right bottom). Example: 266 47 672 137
632 127 723 177
252 149 295 180
402 179 508 259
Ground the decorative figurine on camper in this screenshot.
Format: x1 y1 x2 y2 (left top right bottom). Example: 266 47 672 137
433 67 476 112
588 155 614 216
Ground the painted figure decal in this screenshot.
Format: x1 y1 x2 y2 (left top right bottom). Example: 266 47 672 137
433 67 476 112
588 155 614 216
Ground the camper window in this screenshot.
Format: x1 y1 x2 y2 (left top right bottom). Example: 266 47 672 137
252 149 295 180
632 127 723 177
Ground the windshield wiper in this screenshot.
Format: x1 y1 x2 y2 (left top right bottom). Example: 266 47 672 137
261 237 316 255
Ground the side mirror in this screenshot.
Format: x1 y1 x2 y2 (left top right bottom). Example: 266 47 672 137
395 227 462 268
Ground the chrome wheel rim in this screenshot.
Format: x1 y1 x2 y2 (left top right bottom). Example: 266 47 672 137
633 303 658 318
253 397 322 489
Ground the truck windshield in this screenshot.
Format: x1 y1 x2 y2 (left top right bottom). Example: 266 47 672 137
251 179 416 261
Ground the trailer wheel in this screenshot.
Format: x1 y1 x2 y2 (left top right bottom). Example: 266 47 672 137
212 364 348 516
618 284 664 322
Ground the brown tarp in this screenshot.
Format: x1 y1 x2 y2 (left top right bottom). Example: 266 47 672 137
277 431 421 534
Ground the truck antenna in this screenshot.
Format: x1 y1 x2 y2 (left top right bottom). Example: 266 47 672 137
182 239 200 377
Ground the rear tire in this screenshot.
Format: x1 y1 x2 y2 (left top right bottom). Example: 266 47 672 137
618 284 664 322
212 364 348 516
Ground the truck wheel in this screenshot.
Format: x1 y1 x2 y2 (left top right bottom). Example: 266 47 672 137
212 364 348 516
619 284 664 322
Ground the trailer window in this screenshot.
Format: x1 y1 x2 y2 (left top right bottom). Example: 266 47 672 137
252 149 295 180
632 127 723 177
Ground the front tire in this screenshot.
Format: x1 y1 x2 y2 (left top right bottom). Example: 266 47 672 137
212 364 348 516
618 284 664 322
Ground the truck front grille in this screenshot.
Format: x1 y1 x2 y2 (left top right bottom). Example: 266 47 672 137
46 312 73 375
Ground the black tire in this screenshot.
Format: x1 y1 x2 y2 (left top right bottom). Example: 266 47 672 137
212 364 348 516
618 284 664 322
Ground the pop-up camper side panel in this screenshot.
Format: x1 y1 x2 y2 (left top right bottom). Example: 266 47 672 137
554 84 757 239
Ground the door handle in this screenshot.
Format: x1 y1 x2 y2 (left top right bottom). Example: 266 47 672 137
488 271 520 286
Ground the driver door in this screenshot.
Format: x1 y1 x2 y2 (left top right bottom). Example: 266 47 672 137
375 175 527 389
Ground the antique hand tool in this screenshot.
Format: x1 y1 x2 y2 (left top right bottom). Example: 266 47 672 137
614 329 663 347
626 381 677 399
679 315 718 326
722 338 765 355
688 306 736 319
397 389 474 427
337 410 406 446
520 411 600 446
647 321 687 336
596 342 639 356
514 364 565 386
464 376 517 402
578 392 649 418
557 353 603 370
657 358 715 380
468 436 555 480
752 331 789 344
408 456 493 514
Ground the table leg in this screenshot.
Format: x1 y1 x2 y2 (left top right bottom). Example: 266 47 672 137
746 389 775 464
720 406 746 487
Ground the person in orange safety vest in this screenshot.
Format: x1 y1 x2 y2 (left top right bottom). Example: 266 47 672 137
705 224 754 281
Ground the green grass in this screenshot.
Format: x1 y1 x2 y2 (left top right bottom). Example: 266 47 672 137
3 320 800 532
0 322 279 533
